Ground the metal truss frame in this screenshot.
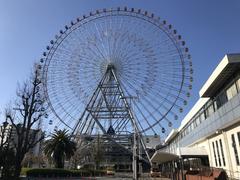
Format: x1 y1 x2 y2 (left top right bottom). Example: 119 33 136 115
72 65 151 179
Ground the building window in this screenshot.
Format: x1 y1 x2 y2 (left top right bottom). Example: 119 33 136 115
236 77 240 92
190 123 194 131
231 134 240 165
212 142 218 167
205 104 214 118
186 126 189 135
193 119 197 128
199 112 205 122
237 132 240 146
226 83 238 100
216 92 227 109
215 141 221 166
214 100 218 110
219 139 226 166
196 116 201 126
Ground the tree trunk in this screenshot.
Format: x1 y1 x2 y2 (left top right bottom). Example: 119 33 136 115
55 156 64 168
14 155 23 178
14 162 22 178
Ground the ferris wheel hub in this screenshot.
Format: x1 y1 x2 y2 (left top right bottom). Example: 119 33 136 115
107 63 115 71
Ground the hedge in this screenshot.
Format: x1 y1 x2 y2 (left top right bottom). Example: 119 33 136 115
87 169 107 176
21 167 32 176
26 168 106 177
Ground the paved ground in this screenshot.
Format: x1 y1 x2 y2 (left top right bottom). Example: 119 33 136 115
95 178 169 180
94 172 170 179
22 174 170 179
21 173 170 180
23 177 170 179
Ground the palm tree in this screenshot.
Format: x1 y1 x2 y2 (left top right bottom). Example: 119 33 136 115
44 129 76 168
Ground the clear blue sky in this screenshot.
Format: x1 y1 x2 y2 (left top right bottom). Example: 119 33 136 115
0 0 240 129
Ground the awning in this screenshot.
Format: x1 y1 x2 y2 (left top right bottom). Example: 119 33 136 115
199 54 240 98
151 151 179 163
179 147 208 157
151 147 208 164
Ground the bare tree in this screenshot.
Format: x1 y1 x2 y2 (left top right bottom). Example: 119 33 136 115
71 135 104 170
5 67 46 177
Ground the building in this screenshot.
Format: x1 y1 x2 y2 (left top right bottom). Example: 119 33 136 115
0 122 11 148
0 123 43 156
151 54 240 179
143 134 161 149
75 134 160 171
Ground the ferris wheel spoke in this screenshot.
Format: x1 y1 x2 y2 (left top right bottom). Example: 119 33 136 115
119 81 157 134
119 78 162 120
141 83 184 110
140 94 175 124
119 74 182 117
133 103 157 134
91 22 109 57
135 97 165 132
112 16 139 56
48 93 84 120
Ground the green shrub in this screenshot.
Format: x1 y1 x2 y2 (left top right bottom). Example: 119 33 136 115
70 169 90 177
88 169 106 176
26 168 100 177
21 167 32 176
26 169 71 177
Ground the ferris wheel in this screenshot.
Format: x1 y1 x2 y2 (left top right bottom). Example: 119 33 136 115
39 7 193 138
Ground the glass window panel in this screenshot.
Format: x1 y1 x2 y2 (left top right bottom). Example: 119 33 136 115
186 126 189 135
226 83 237 100
216 141 221 166
212 142 218 167
219 139 226 166
231 134 240 165
214 100 218 110
193 118 197 128
200 112 205 121
237 132 240 146
190 123 193 131
196 116 201 126
216 96 222 109
207 104 214 117
237 78 240 92
218 92 227 107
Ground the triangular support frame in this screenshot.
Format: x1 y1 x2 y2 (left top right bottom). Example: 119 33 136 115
72 65 152 179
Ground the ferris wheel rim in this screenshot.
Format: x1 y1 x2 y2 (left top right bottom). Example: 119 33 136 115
39 7 193 134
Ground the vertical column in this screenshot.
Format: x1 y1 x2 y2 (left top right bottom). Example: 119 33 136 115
138 136 142 176
222 131 234 178
133 132 138 180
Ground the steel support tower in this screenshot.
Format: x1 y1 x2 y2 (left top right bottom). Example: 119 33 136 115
72 64 151 179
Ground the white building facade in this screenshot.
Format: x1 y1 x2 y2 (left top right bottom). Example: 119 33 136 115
152 54 240 179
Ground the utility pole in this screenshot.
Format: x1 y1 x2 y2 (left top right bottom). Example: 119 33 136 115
123 96 139 180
